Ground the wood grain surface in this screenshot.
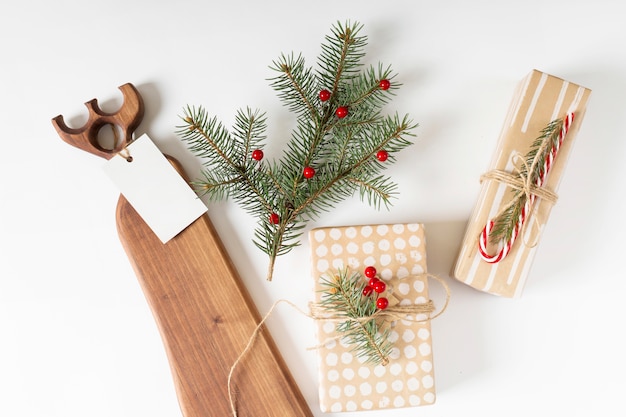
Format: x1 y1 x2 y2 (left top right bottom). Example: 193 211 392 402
114 157 312 416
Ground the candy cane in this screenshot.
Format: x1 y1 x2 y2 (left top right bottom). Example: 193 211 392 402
478 112 574 263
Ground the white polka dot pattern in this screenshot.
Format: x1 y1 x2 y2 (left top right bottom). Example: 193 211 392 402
309 223 436 412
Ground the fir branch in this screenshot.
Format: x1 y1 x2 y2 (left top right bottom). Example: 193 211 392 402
178 21 418 280
176 106 275 215
523 118 565 186
318 21 367 95
344 63 397 110
489 117 565 243
349 175 398 210
232 107 267 165
287 115 416 219
269 53 320 124
488 191 525 245
319 269 392 366
191 170 238 201
177 105 238 168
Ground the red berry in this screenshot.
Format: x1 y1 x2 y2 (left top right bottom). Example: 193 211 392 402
319 89 331 102
364 266 377 279
335 106 348 118
252 149 264 161
376 150 388 162
362 285 373 297
376 297 389 310
379 79 391 90
269 213 280 224
303 166 315 179
373 280 386 294
368 277 380 288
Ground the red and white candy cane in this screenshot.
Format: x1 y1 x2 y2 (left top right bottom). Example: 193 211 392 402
478 112 575 263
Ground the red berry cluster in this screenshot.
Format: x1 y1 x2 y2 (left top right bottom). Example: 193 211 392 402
361 266 388 310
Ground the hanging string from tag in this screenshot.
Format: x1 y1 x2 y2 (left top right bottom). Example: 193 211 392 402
118 147 133 162
109 123 134 162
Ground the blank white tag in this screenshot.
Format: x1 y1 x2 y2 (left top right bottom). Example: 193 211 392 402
102 134 208 243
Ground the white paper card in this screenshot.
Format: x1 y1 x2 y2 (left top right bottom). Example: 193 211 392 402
102 134 208 243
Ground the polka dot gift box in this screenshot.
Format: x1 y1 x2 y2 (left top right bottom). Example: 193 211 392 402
309 223 436 412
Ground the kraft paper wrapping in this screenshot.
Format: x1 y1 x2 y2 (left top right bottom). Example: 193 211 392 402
309 223 435 412
453 70 591 298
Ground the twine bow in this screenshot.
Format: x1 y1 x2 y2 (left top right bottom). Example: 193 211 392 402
480 167 559 205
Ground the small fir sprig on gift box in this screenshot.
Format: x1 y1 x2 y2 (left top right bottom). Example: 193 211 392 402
319 267 392 366
177 21 416 280
488 116 568 244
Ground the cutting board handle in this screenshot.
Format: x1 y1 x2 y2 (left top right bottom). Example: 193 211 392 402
51 83 144 160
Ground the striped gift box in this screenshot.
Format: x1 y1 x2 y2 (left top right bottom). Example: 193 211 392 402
453 70 591 298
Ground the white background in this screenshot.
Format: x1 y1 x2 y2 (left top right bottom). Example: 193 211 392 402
2 1 625 416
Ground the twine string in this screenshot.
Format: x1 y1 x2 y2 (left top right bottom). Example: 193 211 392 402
118 147 133 162
107 123 134 162
227 273 450 417
480 168 559 205
308 300 435 323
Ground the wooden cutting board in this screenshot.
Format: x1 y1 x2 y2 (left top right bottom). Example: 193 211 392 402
52 84 313 417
